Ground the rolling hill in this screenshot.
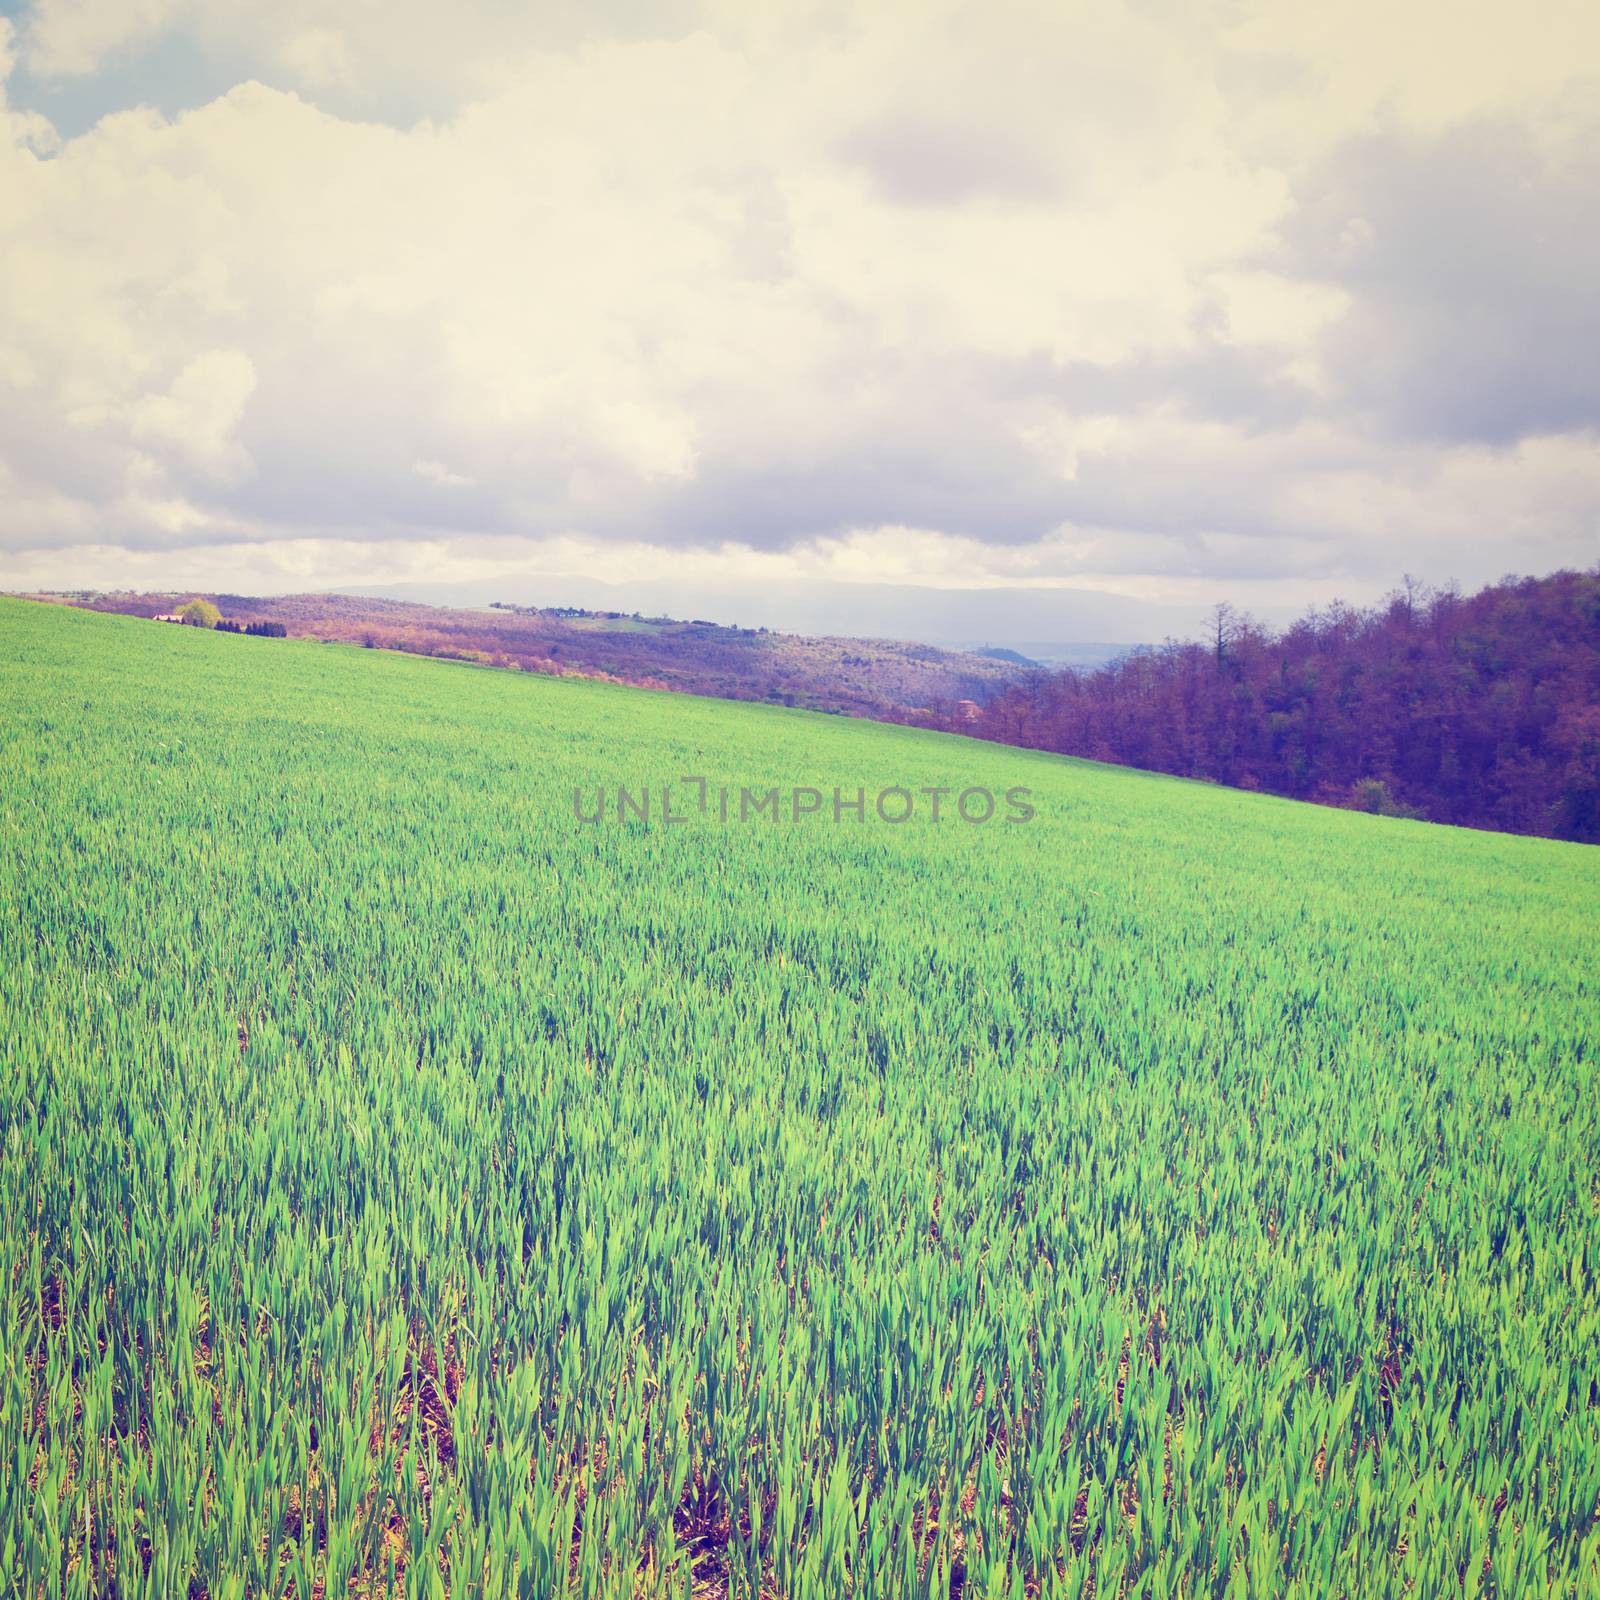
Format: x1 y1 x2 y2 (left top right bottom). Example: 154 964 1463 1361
2 596 1597 1599
23 588 1029 718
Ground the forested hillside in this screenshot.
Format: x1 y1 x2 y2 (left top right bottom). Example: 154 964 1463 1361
927 570 1600 841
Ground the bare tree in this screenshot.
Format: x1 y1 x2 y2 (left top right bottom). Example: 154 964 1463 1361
1207 602 1237 668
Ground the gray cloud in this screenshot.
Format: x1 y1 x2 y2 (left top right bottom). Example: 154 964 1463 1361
1278 113 1600 444
835 110 1065 206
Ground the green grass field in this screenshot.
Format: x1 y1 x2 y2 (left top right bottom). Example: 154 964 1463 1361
2 595 1598 1599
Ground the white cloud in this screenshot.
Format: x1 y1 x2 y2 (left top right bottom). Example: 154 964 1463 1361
278 28 353 91
0 0 1596 615
0 18 59 154
129 348 257 481
413 459 474 489
22 0 184 77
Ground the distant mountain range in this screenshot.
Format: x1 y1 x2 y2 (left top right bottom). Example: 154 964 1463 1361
333 574 1182 655
962 641 1132 670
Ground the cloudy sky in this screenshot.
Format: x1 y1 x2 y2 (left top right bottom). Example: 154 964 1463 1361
0 0 1595 633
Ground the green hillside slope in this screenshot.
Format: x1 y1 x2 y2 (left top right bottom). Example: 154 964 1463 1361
2 596 1597 1599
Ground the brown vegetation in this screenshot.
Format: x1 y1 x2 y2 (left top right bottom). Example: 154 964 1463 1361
33 590 1025 718
906 569 1600 843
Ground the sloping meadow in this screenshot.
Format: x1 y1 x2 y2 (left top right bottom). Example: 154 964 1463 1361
2 597 1597 1598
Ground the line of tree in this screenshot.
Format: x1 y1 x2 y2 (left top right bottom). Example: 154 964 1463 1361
912 568 1600 843
215 619 287 637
